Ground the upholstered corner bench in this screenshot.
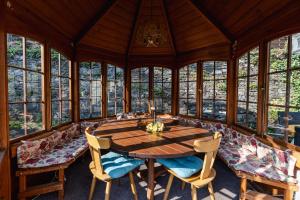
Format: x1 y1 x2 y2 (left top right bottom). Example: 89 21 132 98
16 121 100 200
176 117 300 200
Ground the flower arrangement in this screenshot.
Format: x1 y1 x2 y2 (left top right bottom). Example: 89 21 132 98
146 121 164 135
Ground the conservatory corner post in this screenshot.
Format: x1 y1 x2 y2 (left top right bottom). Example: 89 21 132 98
227 42 237 127
43 42 51 131
257 41 268 136
72 61 80 123
125 66 131 113
171 68 178 116
0 2 11 199
196 61 203 119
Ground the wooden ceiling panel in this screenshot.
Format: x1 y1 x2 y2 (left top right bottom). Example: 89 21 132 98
198 0 292 38
12 0 107 39
80 0 138 54
129 0 175 55
166 0 229 53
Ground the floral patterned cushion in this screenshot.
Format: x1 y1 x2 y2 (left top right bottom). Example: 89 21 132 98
80 121 100 134
18 123 89 169
18 134 88 168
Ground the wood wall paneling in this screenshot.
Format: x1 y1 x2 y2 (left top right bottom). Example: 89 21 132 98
0 1 11 199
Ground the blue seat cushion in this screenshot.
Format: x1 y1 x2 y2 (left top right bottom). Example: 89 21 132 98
157 156 203 178
101 152 144 179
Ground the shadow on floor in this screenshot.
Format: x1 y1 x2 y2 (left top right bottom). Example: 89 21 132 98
35 155 240 200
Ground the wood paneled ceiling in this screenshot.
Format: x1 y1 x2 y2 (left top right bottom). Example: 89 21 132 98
5 0 298 58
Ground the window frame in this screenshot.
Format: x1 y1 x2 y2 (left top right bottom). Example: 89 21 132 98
79 62 102 120
202 61 228 122
7 34 45 139
50 49 72 127
266 35 300 142
153 66 172 114
236 47 259 130
107 64 124 116
130 67 149 113
178 63 198 117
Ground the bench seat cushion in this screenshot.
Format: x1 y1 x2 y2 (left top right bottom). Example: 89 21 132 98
157 156 203 178
101 152 144 179
18 134 88 168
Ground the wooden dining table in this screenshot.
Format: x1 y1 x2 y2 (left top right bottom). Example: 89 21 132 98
94 118 211 200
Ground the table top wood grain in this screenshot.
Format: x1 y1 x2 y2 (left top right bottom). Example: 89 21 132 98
94 119 211 159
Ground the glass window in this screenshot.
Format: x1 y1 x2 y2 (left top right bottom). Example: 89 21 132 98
107 64 124 116
153 67 172 114
179 63 197 116
51 49 71 127
202 61 227 121
236 47 259 130
267 34 300 145
79 62 102 119
131 67 149 113
7 34 44 139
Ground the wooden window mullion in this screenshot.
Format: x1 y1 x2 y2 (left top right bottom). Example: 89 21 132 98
23 37 28 135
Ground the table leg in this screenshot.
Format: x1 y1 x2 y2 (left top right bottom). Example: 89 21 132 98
147 158 155 200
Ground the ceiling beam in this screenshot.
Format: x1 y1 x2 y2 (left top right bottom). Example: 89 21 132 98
162 0 177 55
188 0 235 43
74 0 118 45
126 0 142 57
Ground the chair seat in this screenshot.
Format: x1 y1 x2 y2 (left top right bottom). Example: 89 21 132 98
157 156 203 178
101 152 144 179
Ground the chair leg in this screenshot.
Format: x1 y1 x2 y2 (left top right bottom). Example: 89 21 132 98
191 185 198 200
163 174 174 200
129 172 138 200
208 182 215 200
58 169 65 200
88 176 97 200
105 181 112 200
181 182 186 190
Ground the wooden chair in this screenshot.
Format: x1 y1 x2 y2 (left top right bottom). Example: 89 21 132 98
85 127 143 200
162 132 222 200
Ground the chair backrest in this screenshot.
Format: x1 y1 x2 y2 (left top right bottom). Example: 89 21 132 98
85 127 111 174
193 132 222 180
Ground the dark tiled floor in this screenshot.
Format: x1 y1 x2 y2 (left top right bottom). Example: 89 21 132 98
35 155 240 200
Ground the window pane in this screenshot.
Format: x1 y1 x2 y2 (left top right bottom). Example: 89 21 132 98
26 39 42 72
237 78 247 102
61 101 71 123
79 62 90 80
61 78 70 100
60 55 70 77
52 101 60 127
267 106 286 139
268 72 286 106
249 76 258 102
203 62 214 80
270 36 288 73
292 33 300 69
291 70 300 107
237 102 247 125
9 103 25 139
8 67 24 102
27 71 42 102
179 99 187 115
26 103 43 134
249 48 259 75
203 100 213 118
51 76 59 100
91 62 101 80
215 100 227 121
80 99 90 119
215 80 226 100
187 99 196 116
238 54 248 77
215 61 227 79
51 49 59 75
203 81 214 99
179 66 188 81
7 34 23 68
